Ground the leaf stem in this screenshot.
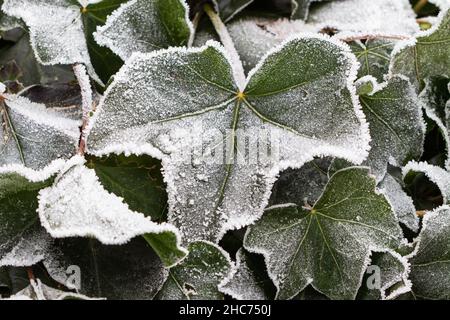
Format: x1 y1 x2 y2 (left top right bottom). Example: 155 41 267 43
73 63 94 155
413 0 428 14
203 3 246 90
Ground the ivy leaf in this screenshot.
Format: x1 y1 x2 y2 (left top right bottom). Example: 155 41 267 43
213 0 254 23
419 78 450 170
0 227 52 267
0 29 75 86
37 156 187 267
408 205 450 299
349 39 395 83
43 237 168 299
390 9 450 90
403 161 450 204
78 0 127 84
357 250 411 300
219 248 275 300
225 17 317 73
87 36 370 244
156 241 232 300
1 0 128 84
0 94 80 169
9 278 98 300
379 173 419 232
357 75 426 181
269 157 331 207
87 153 168 222
94 0 193 62
0 159 68 260
307 0 419 37
244 167 403 300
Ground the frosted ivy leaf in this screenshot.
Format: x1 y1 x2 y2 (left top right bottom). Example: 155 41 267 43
349 39 395 83
219 248 275 300
357 76 426 181
87 36 370 244
402 161 450 204
43 237 168 299
94 0 193 62
357 250 411 300
1 0 104 83
0 94 80 170
8 279 99 300
38 156 187 267
420 78 450 170
390 9 450 90
226 17 318 73
0 227 52 267
156 241 232 300
244 167 403 300
0 159 68 261
307 0 419 37
408 205 450 299
269 157 331 207
213 0 254 23
379 173 419 232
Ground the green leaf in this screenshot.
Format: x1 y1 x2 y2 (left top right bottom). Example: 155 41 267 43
86 154 168 222
379 173 419 232
0 160 65 260
80 0 126 84
403 161 450 204
419 78 450 170
156 241 232 300
0 94 80 169
357 76 426 180
87 36 370 243
409 205 450 299
244 167 403 299
1 0 129 84
0 29 75 86
94 0 193 62
349 39 395 83
44 237 168 299
219 248 276 300
390 9 450 90
357 250 411 300
214 0 255 23
269 157 331 207
37 157 187 267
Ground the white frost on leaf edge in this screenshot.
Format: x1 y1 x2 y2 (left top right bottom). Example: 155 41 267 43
0 156 79 183
37 156 187 251
3 94 81 140
93 0 195 61
389 8 449 77
371 249 412 300
402 161 450 203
